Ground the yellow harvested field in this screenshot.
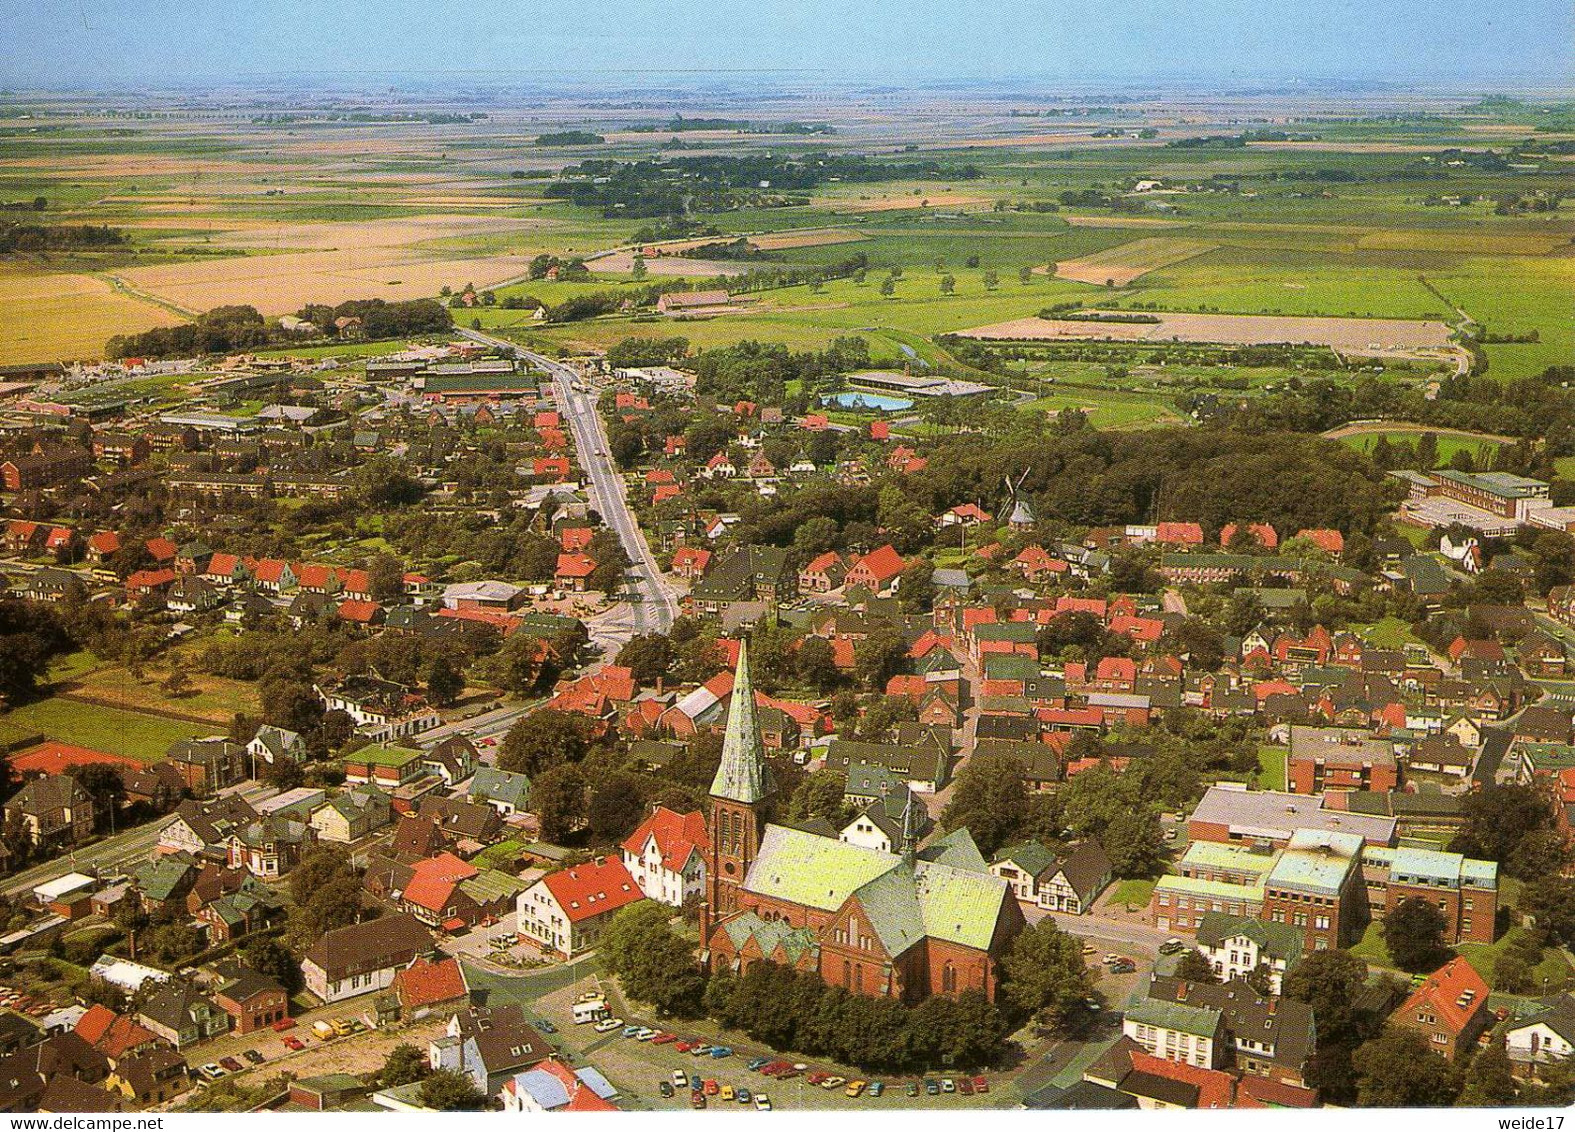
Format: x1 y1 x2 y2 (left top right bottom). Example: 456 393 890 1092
142 214 548 253
0 268 183 364
819 192 991 212
1062 215 1188 229
115 247 534 315
590 250 731 277
1053 237 1218 285
1354 230 1568 256
749 228 868 250
955 309 1457 351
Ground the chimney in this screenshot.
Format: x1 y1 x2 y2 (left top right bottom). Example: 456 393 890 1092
1267 998 1278 1015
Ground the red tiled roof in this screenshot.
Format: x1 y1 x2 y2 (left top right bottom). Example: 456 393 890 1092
621 806 710 871
541 858 644 924
555 553 597 579
1109 615 1164 643
393 955 468 1008
402 852 478 913
337 599 383 624
849 544 906 585
1154 522 1203 546
248 558 289 584
1397 957 1490 1038
1296 528 1345 555
1220 522 1279 550
204 552 242 577
87 531 121 555
126 567 177 591
145 537 178 561
1127 1050 1235 1109
75 1005 158 1060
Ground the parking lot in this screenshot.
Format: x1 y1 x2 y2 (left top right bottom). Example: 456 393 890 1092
529 927 1157 1112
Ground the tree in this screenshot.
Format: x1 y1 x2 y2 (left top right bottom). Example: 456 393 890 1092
795 637 842 694
483 632 552 695
418 1069 488 1111
587 772 647 841
1383 896 1450 972
787 769 854 829
73 765 123 831
498 709 589 776
1101 810 1164 878
1458 1039 1519 1106
1522 875 1575 947
601 902 706 1016
259 675 325 735
982 271 998 290
242 939 301 993
852 626 907 691
939 274 956 295
531 763 588 842
1019 266 1033 285
377 1043 432 1088
879 278 896 298
1451 783 1560 878
999 919 1095 1032
1352 1026 1459 1107
1174 949 1219 983
940 752 1031 857
616 634 673 686
424 655 464 708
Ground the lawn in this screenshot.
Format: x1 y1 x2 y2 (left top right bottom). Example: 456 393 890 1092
0 697 210 762
68 664 261 726
1458 928 1575 994
1351 616 1421 650
1106 879 1157 910
1255 746 1287 791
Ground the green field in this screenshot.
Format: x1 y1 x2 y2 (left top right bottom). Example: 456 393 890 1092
0 697 210 761
1255 746 1288 791
1106 878 1158 910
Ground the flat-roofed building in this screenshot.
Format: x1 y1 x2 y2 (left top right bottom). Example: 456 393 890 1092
1261 829 1366 952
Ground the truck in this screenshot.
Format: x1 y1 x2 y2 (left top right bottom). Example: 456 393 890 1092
571 993 610 1025
311 1020 336 1041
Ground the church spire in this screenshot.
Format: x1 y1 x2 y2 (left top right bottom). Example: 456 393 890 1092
709 639 772 804
900 788 922 864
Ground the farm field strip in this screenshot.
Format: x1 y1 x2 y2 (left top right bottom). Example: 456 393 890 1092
955 309 1457 350
1051 236 1220 285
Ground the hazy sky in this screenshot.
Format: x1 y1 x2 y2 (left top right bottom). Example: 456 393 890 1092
3 0 1570 88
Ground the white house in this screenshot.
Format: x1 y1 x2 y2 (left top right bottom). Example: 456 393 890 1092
1193 913 1302 996
1505 997 1575 1079
300 913 433 1004
516 857 644 958
619 807 707 907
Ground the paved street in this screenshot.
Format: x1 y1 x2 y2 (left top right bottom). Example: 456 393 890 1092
459 329 679 644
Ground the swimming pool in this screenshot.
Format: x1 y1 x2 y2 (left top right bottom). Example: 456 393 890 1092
822 391 914 412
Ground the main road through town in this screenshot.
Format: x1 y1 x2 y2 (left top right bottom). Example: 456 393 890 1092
459 329 679 640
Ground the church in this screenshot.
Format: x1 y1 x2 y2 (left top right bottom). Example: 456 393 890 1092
701 642 1024 1003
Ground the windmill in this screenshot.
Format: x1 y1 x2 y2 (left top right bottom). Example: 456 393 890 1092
1004 468 1036 531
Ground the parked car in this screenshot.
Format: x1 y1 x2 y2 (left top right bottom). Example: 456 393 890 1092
958 1077 974 1095
675 1040 694 1053
621 1024 643 1038
1102 954 1120 965
1082 944 1096 956
1111 960 1136 974
594 1017 623 1033
272 1017 297 1032
736 1087 751 1104
941 1078 956 1093
537 1020 557 1034
845 1080 867 1097
747 1057 771 1071
242 1050 264 1065
869 1081 884 1098
690 1090 706 1110
219 1057 243 1073
282 1036 305 1051
653 1032 678 1045
200 1064 224 1080
1159 938 1187 955
822 1076 846 1090
972 1075 989 1094
671 1071 689 1090
658 1081 674 1098
720 1085 735 1102
906 1081 920 1097
924 1079 940 1096
703 1078 719 1096
709 1046 732 1058
754 1093 772 1111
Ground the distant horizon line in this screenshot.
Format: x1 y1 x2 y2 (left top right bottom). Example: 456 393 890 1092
2 73 1572 99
